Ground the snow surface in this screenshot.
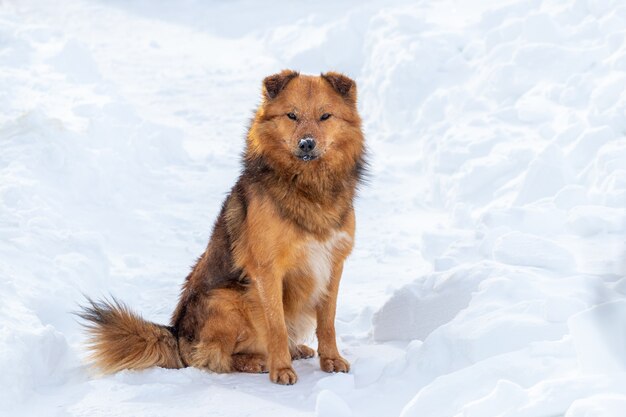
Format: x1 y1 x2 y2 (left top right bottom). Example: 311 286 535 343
1 0 625 416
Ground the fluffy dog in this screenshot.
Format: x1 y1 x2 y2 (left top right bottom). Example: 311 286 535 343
79 70 365 385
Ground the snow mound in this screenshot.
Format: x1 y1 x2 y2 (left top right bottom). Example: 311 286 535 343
492 231 576 272
316 390 353 417
367 0 626 415
569 300 626 374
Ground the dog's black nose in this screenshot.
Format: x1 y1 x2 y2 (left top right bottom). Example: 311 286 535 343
298 138 316 152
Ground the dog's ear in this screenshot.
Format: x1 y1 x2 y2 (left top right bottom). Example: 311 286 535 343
263 70 299 100
321 72 356 102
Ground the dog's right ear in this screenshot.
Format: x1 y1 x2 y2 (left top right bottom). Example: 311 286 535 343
263 70 299 100
321 72 356 103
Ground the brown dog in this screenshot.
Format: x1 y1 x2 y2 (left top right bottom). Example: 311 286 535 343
79 70 365 385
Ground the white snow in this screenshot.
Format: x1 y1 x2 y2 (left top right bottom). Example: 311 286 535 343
569 300 626 374
1 0 625 416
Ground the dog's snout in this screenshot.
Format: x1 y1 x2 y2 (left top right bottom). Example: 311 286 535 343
298 138 316 152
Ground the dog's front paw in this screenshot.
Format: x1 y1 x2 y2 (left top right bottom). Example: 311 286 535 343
270 366 298 385
319 356 350 373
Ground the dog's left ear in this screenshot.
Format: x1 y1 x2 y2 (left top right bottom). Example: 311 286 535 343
263 70 299 100
322 72 356 103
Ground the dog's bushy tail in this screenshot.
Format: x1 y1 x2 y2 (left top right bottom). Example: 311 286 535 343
77 297 184 374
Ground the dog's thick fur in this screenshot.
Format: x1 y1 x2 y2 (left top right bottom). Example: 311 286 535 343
79 70 365 385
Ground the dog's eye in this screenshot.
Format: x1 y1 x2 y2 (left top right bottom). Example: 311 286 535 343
320 113 332 121
287 112 297 121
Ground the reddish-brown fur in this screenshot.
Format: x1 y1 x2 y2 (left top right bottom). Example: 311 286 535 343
79 70 366 385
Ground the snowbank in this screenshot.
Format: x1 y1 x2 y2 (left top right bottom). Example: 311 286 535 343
368 0 626 415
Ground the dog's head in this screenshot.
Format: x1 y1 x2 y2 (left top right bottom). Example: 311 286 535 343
248 70 364 177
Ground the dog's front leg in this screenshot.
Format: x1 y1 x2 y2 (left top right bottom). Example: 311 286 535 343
252 269 297 385
316 261 350 373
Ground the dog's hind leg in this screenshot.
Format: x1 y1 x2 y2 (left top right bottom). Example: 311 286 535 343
185 289 249 373
189 331 237 373
291 344 315 360
231 353 268 373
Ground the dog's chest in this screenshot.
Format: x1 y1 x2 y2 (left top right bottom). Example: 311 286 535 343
303 231 352 303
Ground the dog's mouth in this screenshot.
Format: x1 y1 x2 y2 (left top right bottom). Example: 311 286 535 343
298 154 318 162
295 151 320 162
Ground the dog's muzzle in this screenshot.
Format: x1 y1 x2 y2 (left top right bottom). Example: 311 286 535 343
296 137 319 161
